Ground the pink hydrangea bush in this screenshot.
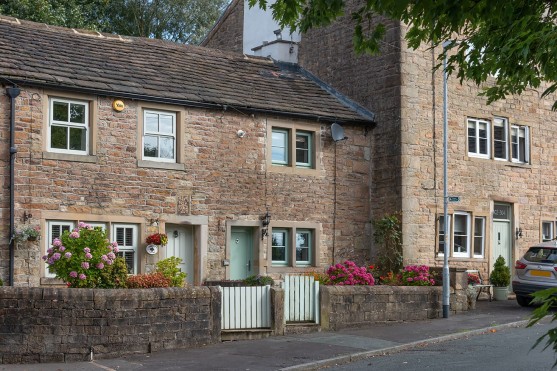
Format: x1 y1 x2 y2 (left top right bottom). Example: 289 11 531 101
42 222 127 288
400 265 436 286
326 260 375 285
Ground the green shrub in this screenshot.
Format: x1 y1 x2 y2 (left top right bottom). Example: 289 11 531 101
0 278 3 286
490 255 511 287
243 275 274 286
155 257 186 287
126 272 171 288
98 257 128 288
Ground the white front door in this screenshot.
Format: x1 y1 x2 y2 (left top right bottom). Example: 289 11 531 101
165 225 194 285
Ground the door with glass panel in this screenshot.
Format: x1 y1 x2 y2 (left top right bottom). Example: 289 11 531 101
230 227 254 280
165 224 194 285
492 204 512 287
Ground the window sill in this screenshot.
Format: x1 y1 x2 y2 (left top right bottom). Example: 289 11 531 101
267 266 318 273
40 277 66 286
268 165 320 176
137 160 185 171
42 152 97 163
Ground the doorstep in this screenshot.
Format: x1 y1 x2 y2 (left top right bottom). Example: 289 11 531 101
221 329 273 341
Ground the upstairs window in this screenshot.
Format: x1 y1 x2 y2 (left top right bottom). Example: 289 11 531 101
511 125 529 163
49 98 89 154
493 117 508 160
272 129 289 165
295 132 313 168
269 122 318 172
143 110 176 162
467 118 490 158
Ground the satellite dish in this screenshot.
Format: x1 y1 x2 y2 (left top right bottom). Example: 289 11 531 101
146 244 158 255
331 123 347 142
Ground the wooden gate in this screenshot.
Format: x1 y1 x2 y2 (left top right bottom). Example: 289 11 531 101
283 275 320 324
220 285 271 330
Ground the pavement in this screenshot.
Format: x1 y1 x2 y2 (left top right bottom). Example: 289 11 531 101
1 298 541 371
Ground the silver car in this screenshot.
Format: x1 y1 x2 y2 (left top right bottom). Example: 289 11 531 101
512 241 557 306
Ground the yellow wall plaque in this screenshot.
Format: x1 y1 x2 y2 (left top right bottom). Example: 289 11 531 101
112 100 125 112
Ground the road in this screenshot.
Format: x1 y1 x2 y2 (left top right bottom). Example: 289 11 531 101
327 321 557 371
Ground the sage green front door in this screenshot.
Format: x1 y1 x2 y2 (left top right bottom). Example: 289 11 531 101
492 203 512 288
230 227 254 280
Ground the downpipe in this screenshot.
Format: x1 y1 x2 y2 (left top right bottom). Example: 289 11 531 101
7 86 20 286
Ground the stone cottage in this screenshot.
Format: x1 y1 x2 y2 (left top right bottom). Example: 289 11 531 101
203 0 557 282
0 15 376 287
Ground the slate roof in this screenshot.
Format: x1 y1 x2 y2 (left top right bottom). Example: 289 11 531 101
0 16 375 124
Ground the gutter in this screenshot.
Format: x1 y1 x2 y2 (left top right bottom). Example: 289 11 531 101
3 78 375 126
6 86 20 286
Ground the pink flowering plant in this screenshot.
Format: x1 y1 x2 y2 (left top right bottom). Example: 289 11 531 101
42 222 127 288
400 265 436 286
326 260 375 286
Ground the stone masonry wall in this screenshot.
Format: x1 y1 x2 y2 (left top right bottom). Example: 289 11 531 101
202 0 244 53
297 1 404 259
320 285 442 331
0 286 221 364
0 86 373 286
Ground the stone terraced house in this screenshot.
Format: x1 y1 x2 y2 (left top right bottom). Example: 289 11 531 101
203 0 557 282
0 15 377 287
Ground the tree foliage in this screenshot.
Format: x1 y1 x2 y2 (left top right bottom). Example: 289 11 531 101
0 0 228 44
249 0 557 108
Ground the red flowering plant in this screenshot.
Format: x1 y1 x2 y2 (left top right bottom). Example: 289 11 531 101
379 271 401 285
400 265 436 286
326 260 375 286
146 233 168 246
468 273 481 285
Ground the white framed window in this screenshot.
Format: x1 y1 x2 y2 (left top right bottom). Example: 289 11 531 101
143 110 176 162
48 98 89 154
493 117 508 160
467 118 490 158
296 229 312 266
511 125 529 163
438 215 451 256
272 129 289 165
473 217 485 258
453 212 471 257
271 229 288 266
113 224 138 274
295 131 313 168
45 221 74 277
542 221 555 242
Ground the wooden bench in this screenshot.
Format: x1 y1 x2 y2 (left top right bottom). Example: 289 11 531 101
466 269 493 302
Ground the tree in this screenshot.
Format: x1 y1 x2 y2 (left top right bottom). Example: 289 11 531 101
0 0 228 44
249 0 557 108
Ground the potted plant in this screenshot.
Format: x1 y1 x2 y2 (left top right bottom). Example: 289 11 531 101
490 255 511 301
14 225 41 242
146 233 168 246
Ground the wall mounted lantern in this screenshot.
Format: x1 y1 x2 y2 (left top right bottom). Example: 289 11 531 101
261 212 271 240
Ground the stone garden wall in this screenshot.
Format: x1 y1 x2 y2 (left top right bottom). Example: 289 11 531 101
320 285 442 331
0 286 221 364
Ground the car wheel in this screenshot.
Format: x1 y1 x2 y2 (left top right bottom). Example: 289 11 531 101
516 295 531 307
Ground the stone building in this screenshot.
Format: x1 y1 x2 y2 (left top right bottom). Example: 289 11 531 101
203 0 557 279
0 15 376 287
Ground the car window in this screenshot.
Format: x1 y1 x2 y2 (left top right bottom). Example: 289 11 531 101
524 247 557 263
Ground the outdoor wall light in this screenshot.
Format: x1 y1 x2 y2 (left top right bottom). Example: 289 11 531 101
22 211 32 223
261 212 271 240
516 227 523 239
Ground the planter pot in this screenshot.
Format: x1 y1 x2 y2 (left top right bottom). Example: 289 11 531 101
493 286 508 301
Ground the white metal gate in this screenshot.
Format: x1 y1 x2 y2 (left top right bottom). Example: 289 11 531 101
283 275 320 324
220 286 271 330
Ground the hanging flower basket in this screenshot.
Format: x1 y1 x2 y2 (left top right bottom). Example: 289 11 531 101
14 225 41 242
146 233 168 246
